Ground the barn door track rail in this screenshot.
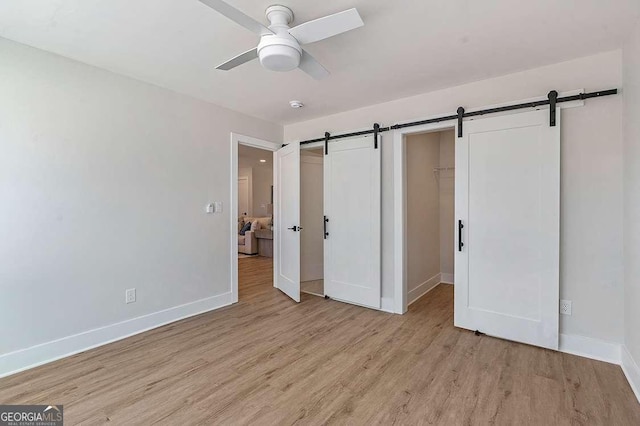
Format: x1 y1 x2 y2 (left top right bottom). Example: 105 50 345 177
292 88 617 148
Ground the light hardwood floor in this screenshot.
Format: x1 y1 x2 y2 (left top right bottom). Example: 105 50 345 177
1 256 639 424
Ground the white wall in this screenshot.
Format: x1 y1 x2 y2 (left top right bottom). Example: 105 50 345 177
300 152 324 282
238 167 253 216
251 165 273 218
406 133 440 301
623 20 640 381
284 50 624 343
439 130 455 280
238 151 274 218
0 38 282 372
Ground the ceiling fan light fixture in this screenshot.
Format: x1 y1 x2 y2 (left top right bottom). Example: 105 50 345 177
257 35 301 72
200 0 364 79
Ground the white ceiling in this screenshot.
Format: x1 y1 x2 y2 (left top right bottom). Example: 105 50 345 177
1 1 638 125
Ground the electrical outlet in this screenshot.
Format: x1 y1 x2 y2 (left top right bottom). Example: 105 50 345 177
125 288 136 304
560 299 572 315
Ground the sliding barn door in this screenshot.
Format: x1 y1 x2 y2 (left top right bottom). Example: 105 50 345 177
324 136 381 309
274 142 300 302
454 109 560 350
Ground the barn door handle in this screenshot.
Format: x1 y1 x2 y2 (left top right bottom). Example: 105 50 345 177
458 220 464 251
287 226 298 232
324 216 329 239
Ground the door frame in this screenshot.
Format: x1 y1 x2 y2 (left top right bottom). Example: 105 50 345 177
392 90 585 314
230 133 281 304
393 123 456 314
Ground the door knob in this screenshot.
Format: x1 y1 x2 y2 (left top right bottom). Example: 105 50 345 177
287 226 298 231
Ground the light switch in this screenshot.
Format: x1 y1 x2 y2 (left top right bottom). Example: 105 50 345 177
214 201 223 213
205 203 215 214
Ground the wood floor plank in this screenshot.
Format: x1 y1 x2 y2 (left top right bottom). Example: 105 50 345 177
1 256 639 425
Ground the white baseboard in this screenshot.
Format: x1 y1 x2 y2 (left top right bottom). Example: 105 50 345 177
622 345 640 404
0 291 233 378
408 273 441 306
558 334 640 404
440 273 454 284
559 333 621 365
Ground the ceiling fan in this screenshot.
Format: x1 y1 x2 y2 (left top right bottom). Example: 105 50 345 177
198 0 364 79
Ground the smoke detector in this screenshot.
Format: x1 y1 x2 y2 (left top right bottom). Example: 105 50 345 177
289 100 304 108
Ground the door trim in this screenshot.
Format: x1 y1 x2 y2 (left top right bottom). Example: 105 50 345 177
230 133 280 304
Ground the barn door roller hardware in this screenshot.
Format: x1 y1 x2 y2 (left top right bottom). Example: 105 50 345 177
324 132 330 155
373 123 380 149
294 88 617 147
457 107 465 137
548 90 558 127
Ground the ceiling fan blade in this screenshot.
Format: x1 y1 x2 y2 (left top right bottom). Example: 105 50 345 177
298 50 330 80
288 8 363 45
199 0 273 36
216 48 259 70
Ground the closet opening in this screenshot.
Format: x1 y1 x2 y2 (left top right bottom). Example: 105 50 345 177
405 128 456 307
300 147 324 297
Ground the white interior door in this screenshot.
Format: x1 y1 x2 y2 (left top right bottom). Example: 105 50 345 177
324 136 381 309
238 177 249 216
454 109 560 350
274 142 300 302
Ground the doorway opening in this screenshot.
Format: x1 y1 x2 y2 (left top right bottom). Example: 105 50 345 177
300 147 324 297
236 144 275 300
404 129 456 306
230 133 280 305
393 123 456 314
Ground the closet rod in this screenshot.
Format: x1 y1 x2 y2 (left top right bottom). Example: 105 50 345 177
294 88 617 146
